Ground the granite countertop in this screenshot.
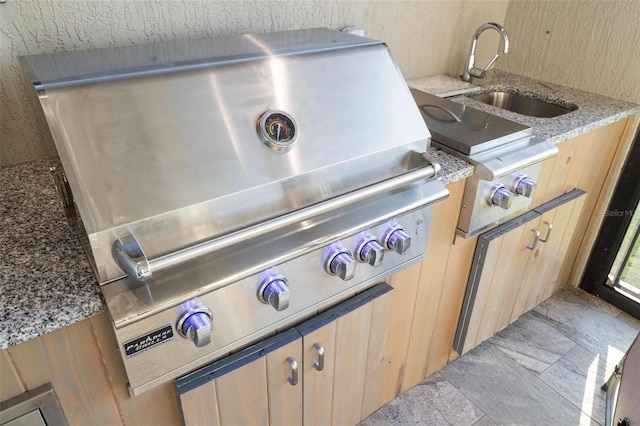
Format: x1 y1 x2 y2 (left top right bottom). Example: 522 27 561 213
1 160 103 350
430 148 474 184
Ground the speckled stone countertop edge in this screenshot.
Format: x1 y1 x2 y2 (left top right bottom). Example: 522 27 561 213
1 159 103 350
428 147 474 184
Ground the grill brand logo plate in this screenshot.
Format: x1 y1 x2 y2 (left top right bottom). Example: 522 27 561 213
124 325 174 358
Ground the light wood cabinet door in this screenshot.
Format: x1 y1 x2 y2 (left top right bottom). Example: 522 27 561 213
297 283 393 426
455 211 542 354
266 340 304 426
301 321 336 426
518 193 587 314
454 189 586 355
323 305 371 426
176 328 302 426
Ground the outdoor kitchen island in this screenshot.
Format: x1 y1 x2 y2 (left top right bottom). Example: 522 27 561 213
2 70 639 425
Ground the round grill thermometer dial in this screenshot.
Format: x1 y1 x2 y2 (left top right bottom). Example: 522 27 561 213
258 110 298 152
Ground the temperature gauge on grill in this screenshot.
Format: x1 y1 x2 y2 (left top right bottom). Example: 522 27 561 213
258 110 298 152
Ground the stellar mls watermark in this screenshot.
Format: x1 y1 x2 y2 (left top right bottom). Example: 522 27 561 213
604 209 635 217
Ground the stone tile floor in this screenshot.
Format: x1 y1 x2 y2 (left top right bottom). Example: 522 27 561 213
360 287 640 426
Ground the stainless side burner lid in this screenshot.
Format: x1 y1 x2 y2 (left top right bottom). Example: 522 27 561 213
21 29 438 283
412 89 532 155
412 89 557 179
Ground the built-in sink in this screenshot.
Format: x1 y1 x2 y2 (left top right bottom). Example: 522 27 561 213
470 91 577 118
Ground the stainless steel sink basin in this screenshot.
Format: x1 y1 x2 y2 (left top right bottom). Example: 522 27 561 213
470 91 577 118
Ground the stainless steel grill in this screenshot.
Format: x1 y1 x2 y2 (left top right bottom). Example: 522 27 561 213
21 28 448 395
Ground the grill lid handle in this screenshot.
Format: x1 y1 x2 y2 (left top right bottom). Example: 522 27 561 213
112 151 440 282
112 233 151 281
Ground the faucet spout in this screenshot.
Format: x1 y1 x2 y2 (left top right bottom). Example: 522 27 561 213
462 22 509 82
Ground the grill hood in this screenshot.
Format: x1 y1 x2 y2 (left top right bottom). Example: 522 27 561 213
20 28 436 283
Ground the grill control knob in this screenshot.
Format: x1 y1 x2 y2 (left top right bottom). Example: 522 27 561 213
490 185 514 209
383 226 412 255
177 305 213 348
356 237 385 267
514 175 537 198
258 275 290 311
325 247 356 281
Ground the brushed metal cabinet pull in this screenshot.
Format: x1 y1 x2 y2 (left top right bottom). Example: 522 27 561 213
313 343 325 371
539 221 553 243
287 357 298 386
526 229 541 250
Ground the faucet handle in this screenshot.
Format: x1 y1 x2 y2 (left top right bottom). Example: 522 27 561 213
482 54 501 73
468 68 487 79
468 53 500 79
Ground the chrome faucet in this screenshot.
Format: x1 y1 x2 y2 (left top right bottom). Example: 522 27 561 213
461 22 509 82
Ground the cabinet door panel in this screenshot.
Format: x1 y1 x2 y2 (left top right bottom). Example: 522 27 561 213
303 323 336 426
461 233 506 352
455 210 543 355
542 195 587 300
454 210 541 354
179 356 269 426
266 339 303 425
495 224 537 327
331 302 372 426
479 220 538 335
472 215 543 347
180 381 220 426
215 357 270 425
177 329 301 426
360 289 393 419
512 210 554 319
299 282 392 426
180 342 304 426
522 190 587 312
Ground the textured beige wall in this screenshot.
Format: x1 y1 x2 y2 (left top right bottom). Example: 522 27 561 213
0 0 508 166
499 0 640 103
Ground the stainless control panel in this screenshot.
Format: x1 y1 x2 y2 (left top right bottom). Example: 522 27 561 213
458 162 542 237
